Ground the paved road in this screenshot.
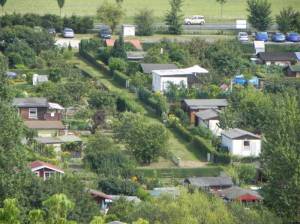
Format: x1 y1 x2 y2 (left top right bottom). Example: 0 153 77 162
94 23 278 31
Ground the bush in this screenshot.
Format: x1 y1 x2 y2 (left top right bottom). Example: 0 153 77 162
41 14 63 31
113 70 130 87
190 125 213 139
134 8 155 36
63 15 93 33
0 13 94 33
98 177 139 195
109 57 128 73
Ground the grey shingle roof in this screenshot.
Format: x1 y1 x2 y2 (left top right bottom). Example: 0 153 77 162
195 109 219 120
220 186 263 200
13 97 48 107
221 128 260 139
140 63 178 74
184 99 228 110
184 176 233 188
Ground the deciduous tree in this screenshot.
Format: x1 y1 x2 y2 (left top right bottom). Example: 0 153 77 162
134 9 155 36
165 0 184 34
97 2 124 34
247 0 272 31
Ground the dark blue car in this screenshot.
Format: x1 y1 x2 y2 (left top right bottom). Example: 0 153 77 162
99 26 112 39
286 32 300 42
271 32 286 42
255 32 269 42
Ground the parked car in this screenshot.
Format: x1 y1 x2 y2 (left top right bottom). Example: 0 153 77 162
255 32 269 41
237 32 249 42
286 32 300 42
184 15 205 25
63 28 75 38
271 32 286 42
99 26 112 39
47 28 56 36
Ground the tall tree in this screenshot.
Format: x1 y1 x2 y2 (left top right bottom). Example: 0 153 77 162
134 8 155 36
0 53 11 102
0 0 7 14
96 2 124 34
216 0 227 18
276 7 298 33
247 0 272 31
261 94 300 223
114 112 169 164
57 0 65 17
165 0 184 35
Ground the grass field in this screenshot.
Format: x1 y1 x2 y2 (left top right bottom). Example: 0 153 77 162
3 0 300 22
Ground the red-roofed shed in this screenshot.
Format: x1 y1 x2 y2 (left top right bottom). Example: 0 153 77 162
30 160 64 180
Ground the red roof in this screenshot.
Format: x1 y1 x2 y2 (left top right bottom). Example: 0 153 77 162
105 39 115 47
30 160 64 173
105 39 143 50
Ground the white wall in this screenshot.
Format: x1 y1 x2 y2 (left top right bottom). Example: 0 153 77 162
221 136 261 157
152 74 187 92
208 120 223 136
123 26 135 36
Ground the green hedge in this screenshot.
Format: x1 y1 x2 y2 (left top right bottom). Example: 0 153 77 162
170 122 231 164
113 70 129 87
136 166 222 178
137 87 168 116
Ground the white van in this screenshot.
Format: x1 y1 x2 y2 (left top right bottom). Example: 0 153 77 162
184 15 205 25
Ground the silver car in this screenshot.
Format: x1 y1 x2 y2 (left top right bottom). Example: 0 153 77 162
237 32 249 42
63 28 75 38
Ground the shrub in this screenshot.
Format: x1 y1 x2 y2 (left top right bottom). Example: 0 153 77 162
98 177 139 195
113 70 130 87
134 9 155 36
109 57 128 73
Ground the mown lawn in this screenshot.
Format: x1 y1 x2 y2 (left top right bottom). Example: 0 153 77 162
3 0 300 22
73 56 206 166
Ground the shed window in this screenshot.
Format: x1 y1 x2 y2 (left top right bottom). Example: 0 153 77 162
29 108 37 119
244 141 250 146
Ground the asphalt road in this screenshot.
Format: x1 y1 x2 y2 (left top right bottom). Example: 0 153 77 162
94 23 278 31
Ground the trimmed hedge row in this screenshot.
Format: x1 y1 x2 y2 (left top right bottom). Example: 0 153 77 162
0 13 93 33
137 87 168 116
171 122 231 164
136 166 222 178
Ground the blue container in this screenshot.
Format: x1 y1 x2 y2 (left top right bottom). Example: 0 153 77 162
248 76 259 87
234 75 247 85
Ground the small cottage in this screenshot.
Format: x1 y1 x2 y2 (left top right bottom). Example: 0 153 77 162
221 128 261 157
152 65 208 92
257 52 298 66
182 99 228 124
195 109 222 136
30 160 64 180
183 175 233 191
13 97 65 137
285 64 300 78
218 186 263 203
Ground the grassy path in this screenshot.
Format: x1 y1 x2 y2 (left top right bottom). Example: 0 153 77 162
72 56 207 168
